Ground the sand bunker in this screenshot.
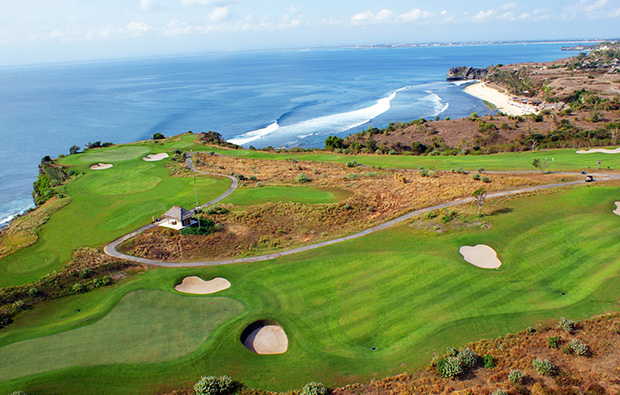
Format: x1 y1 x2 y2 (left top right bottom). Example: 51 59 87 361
143 153 169 161
459 244 502 269
613 202 620 216
576 148 620 154
89 163 113 170
241 320 288 355
174 276 231 295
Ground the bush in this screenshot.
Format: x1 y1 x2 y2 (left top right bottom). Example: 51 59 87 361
180 218 216 236
346 161 358 168
508 369 524 383
483 354 496 368
567 339 588 356
152 132 165 140
477 167 485 172
248 175 257 181
345 173 359 180
71 283 85 294
557 317 579 333
418 167 429 177
436 356 463 379
457 347 478 369
296 173 310 183
481 176 491 183
491 391 508 395
532 358 555 376
206 205 229 215
10 392 29 395
301 382 328 395
471 174 481 180
236 174 246 181
194 375 233 395
547 336 560 349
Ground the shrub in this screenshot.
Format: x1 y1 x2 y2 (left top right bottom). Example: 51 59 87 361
388 150 398 155
471 174 481 180
567 339 588 356
547 336 560 349
71 283 84 294
296 173 310 183
441 215 453 224
193 375 233 395
491 391 508 395
532 358 555 376
483 354 496 368
478 167 485 172
206 205 229 215
345 173 359 180
436 356 463 379
481 176 491 183
180 218 216 236
152 132 165 140
346 161 358 168
558 317 579 333
457 347 478 369
301 382 328 395
10 392 28 395
248 175 257 181
508 369 524 383
426 211 438 219
418 167 429 177
236 174 246 181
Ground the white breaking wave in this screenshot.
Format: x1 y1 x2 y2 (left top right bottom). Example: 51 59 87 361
228 121 280 146
228 87 406 146
452 80 478 86
424 92 450 116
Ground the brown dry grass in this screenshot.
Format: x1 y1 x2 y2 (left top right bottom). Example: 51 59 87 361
119 155 556 262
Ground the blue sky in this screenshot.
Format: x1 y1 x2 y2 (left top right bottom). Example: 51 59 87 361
1 0 619 65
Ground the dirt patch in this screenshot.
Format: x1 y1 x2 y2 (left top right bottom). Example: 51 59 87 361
174 276 230 294
89 163 113 170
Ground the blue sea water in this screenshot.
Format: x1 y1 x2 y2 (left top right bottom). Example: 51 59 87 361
0 43 577 226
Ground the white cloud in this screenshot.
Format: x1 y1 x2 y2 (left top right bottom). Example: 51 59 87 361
209 6 230 22
501 2 518 11
564 0 620 18
181 0 229 6
123 21 152 36
351 9 395 25
397 8 432 22
162 20 195 35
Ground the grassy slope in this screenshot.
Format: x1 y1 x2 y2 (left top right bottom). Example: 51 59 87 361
0 138 231 287
1 185 619 394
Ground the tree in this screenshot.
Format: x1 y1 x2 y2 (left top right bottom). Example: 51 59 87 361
324 135 344 150
69 145 81 155
472 187 487 216
532 158 550 173
152 132 165 140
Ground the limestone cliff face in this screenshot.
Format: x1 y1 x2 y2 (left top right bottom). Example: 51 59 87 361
446 66 489 81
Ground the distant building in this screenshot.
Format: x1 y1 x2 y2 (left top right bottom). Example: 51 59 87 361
159 206 196 230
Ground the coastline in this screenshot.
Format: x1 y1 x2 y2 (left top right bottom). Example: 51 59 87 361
464 81 539 116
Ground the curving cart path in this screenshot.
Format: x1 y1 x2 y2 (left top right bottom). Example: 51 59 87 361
104 153 619 268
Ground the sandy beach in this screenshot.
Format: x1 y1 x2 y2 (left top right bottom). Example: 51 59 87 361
464 82 538 116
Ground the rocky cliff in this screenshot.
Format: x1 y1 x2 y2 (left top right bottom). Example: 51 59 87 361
446 66 489 81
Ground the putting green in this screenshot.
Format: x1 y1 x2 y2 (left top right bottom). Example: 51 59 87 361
4 250 59 274
79 146 151 163
84 163 161 196
222 186 352 206
0 290 243 381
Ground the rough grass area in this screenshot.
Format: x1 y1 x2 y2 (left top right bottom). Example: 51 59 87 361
0 290 243 381
2 185 620 395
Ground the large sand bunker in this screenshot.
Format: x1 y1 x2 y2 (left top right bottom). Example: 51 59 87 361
143 153 169 161
459 244 502 269
613 202 620 216
241 320 288 355
174 276 231 295
90 163 113 170
576 148 620 154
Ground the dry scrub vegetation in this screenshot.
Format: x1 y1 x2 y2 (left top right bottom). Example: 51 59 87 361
120 154 561 261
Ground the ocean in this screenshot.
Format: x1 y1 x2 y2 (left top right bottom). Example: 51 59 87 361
0 43 578 227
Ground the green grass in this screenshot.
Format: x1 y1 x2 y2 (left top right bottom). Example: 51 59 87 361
0 290 243 381
2 185 620 394
79 146 151 163
0 144 232 287
221 186 351 206
203 146 620 172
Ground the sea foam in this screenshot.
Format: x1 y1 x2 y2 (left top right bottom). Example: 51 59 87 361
229 87 405 146
424 92 450 116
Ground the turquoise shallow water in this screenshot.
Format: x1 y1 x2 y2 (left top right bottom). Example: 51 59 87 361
0 43 575 225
